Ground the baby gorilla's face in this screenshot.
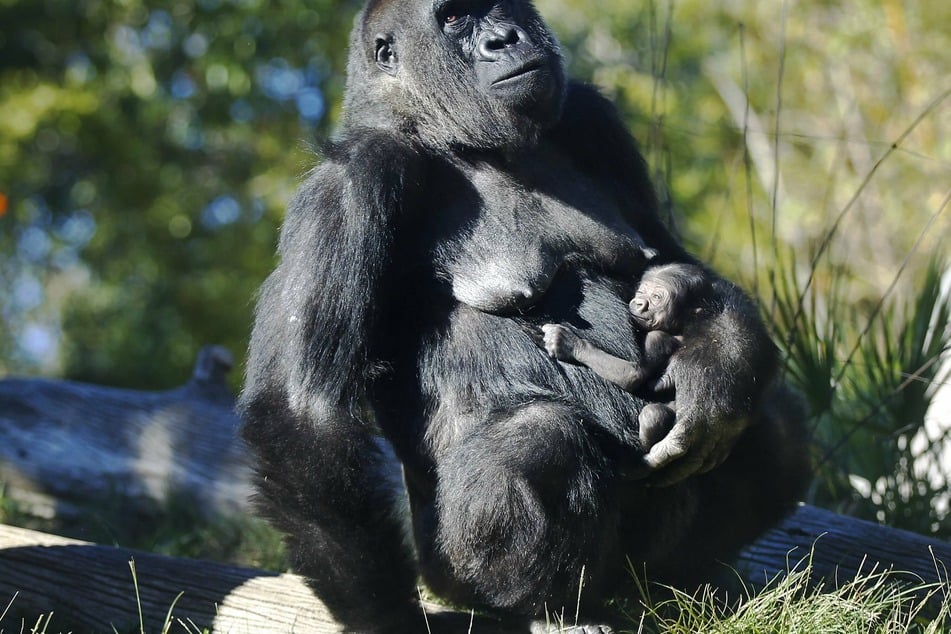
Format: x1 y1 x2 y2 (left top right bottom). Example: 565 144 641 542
629 276 677 331
628 263 707 333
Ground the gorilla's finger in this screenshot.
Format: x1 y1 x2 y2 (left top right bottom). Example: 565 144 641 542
527 325 547 347
650 368 675 394
641 433 689 470
650 456 705 487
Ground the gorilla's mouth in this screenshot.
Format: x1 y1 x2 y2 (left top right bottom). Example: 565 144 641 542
491 59 546 86
630 313 654 329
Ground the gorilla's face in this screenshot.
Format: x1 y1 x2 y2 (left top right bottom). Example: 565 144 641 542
629 264 711 333
445 2 562 111
348 0 566 151
629 276 678 332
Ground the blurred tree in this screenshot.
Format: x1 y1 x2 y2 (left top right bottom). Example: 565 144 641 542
3 0 947 388
542 0 949 291
0 0 359 388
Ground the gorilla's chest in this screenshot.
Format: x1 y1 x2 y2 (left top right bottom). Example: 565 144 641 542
428 151 647 314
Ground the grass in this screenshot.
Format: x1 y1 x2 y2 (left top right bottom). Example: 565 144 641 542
503 551 951 634
621 550 951 634
676 574 943 633
634 573 949 634
110 560 207 634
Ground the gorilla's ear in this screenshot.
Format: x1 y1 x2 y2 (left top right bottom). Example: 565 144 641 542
374 35 398 75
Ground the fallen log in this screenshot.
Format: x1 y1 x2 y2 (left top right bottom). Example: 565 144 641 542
0 346 253 520
0 523 507 633
1 505 948 633
0 522 341 633
736 504 951 590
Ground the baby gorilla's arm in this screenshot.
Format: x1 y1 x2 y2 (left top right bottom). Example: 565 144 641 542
541 323 652 392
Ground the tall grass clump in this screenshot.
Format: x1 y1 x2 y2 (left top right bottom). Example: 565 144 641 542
769 245 950 537
633 558 951 634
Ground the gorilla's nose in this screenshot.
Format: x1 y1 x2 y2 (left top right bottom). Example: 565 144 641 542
478 25 530 60
630 297 648 313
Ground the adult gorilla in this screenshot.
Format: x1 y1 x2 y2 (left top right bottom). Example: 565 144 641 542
240 0 809 631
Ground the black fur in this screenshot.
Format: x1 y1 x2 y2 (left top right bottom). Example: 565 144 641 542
240 1 810 631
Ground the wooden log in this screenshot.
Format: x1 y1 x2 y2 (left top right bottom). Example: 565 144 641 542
0 523 516 633
0 522 342 632
0 346 253 520
736 503 951 590
2 505 948 632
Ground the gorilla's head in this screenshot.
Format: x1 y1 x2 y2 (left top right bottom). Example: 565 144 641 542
629 264 713 333
342 0 566 151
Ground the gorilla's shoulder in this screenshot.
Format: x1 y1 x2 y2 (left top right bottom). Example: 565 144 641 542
312 127 428 208
556 81 623 129
325 127 425 169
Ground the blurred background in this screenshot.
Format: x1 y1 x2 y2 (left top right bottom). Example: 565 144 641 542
1 0 948 538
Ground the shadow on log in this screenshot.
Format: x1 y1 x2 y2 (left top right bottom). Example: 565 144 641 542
0 523 339 633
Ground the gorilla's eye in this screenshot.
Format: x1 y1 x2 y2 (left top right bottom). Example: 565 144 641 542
438 1 470 28
374 37 398 75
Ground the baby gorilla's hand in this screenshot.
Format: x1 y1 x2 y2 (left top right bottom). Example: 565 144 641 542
541 323 581 362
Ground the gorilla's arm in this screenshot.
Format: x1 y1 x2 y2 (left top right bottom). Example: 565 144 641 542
551 83 770 484
541 322 663 392
239 130 427 631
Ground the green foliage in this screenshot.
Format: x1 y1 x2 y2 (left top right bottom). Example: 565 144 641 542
137 500 286 571
772 254 951 536
541 0 950 286
0 0 360 388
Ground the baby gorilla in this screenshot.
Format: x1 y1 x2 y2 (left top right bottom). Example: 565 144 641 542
543 263 723 450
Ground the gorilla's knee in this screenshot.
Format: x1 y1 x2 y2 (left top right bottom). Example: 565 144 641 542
431 403 609 611
638 402 675 449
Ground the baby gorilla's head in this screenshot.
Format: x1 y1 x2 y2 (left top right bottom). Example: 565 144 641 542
629 263 712 332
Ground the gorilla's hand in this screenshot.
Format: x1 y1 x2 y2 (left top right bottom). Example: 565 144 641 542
541 323 583 362
638 367 750 486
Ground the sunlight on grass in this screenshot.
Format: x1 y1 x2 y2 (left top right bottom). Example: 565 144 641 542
632 553 950 634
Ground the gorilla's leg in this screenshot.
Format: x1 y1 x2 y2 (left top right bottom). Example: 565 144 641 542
637 402 676 450
240 395 420 631
423 402 619 620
